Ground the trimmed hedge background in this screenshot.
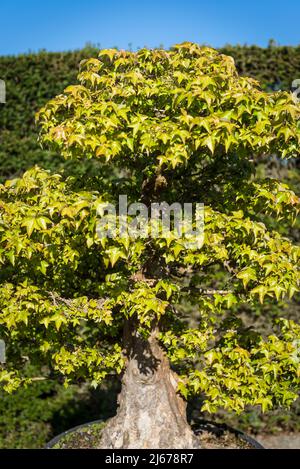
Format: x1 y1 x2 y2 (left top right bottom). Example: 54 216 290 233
0 46 100 181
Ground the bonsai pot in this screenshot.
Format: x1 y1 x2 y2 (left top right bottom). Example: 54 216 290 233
45 419 264 449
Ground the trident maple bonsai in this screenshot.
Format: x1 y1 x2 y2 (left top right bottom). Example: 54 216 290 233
1 43 300 449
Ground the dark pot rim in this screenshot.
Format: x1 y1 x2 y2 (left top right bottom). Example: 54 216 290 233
191 418 264 449
45 419 106 449
45 418 264 449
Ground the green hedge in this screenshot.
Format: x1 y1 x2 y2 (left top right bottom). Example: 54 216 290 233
1 43 300 181
221 43 300 91
0 365 119 449
0 46 100 181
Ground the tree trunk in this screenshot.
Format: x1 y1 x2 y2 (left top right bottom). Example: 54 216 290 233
99 320 199 449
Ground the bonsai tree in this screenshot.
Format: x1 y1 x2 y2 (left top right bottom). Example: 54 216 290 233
1 43 300 449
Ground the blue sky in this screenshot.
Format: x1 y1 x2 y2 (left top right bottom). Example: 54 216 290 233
0 0 299 55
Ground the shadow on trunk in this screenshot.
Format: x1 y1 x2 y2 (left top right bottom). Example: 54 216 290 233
99 319 200 449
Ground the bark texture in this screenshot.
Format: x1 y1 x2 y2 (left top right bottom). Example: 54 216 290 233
99 321 199 449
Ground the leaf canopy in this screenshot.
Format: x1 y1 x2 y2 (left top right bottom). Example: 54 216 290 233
0 43 300 412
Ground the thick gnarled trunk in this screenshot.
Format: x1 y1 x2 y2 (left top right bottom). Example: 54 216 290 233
99 321 199 449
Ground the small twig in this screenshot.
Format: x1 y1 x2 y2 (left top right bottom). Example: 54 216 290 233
49 291 58 306
48 291 108 313
181 286 232 295
223 260 237 275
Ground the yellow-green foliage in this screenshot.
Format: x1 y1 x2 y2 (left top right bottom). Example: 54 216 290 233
1 43 299 181
1 43 300 413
